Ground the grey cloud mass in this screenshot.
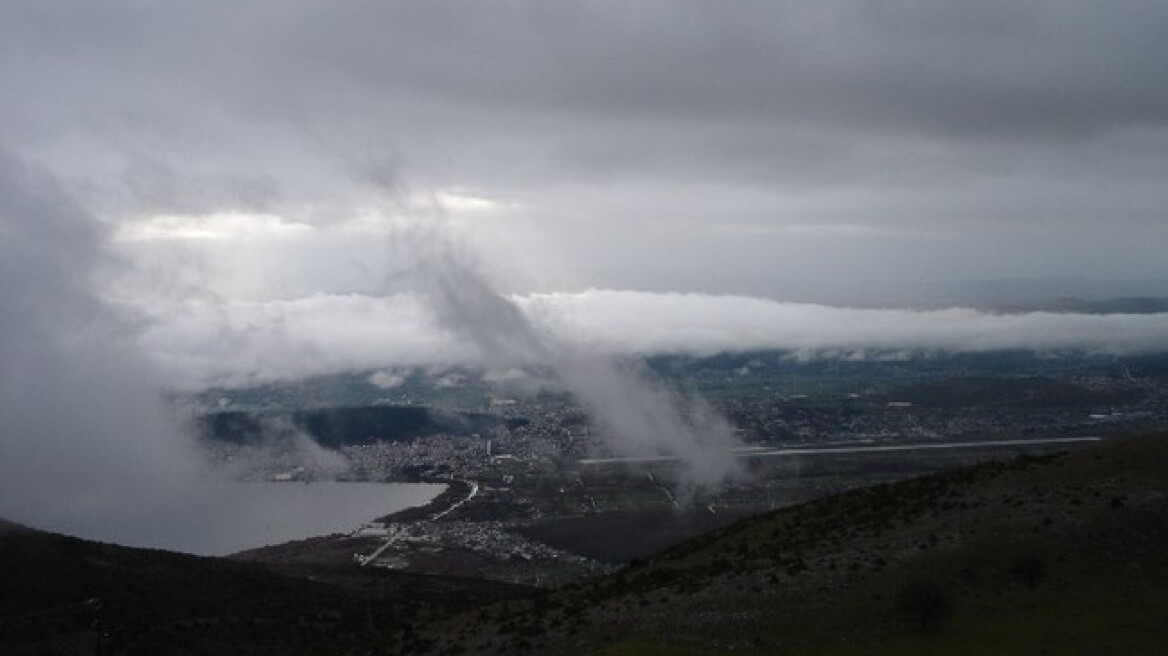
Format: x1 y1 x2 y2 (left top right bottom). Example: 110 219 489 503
3 0 1164 371
0 149 200 541
0 149 434 553
6 3 1166 216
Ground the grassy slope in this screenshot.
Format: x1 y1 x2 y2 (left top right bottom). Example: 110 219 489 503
0 521 529 656
407 434 1168 655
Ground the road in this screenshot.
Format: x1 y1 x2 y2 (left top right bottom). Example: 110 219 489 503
579 436 1103 466
356 525 403 566
430 478 479 521
357 479 480 566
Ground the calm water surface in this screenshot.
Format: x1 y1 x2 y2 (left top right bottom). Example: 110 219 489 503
191 481 446 556
35 481 445 556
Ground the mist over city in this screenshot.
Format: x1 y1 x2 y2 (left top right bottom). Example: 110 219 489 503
2 2 1166 654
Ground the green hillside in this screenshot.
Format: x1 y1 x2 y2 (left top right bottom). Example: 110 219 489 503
0 521 527 655
404 434 1168 655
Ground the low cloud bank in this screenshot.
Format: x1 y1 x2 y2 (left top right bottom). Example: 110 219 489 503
0 149 211 544
0 150 407 552
523 290 1168 356
416 252 742 493
139 289 1168 388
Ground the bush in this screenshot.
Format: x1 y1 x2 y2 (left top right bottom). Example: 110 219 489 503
1011 556 1046 588
895 580 953 631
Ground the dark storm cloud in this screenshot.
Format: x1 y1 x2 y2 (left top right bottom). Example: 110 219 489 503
2 1 1166 341
6 2 1165 173
202 1 1166 139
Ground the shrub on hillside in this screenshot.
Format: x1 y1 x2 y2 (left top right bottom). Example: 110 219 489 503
1011 555 1046 588
894 580 953 631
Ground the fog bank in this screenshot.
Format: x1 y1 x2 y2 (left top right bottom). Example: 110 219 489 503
135 289 1168 388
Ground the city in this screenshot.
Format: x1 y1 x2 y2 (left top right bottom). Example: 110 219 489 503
205 351 1168 587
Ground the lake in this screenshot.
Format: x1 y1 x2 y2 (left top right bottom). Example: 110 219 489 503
21 481 446 556
188 481 447 556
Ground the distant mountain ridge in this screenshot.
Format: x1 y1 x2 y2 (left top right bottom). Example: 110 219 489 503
994 296 1168 315
197 404 501 448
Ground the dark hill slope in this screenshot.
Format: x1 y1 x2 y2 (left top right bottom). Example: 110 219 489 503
0 521 528 656
881 375 1136 408
198 405 501 447
405 434 1168 655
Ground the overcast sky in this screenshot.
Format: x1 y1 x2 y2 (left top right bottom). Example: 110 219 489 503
4 1 1168 385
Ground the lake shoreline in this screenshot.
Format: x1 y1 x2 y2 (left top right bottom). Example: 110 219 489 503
228 480 450 563
374 478 466 524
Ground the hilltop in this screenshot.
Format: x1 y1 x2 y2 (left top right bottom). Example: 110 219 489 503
402 433 1168 654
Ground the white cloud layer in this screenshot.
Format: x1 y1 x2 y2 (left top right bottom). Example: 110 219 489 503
137 290 1168 388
